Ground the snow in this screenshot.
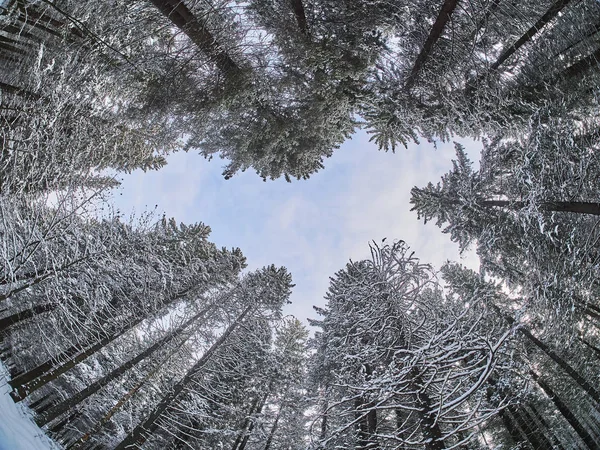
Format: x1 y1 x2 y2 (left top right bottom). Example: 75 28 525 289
0 362 59 450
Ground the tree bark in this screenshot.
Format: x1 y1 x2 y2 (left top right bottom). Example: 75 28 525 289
488 0 572 72
493 305 600 405
404 0 459 90
148 0 243 77
0 303 56 333
9 287 192 400
263 407 281 450
231 393 268 450
34 303 213 425
481 199 600 216
113 304 253 450
290 0 309 35
533 372 597 449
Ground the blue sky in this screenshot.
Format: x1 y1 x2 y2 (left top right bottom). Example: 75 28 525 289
113 130 480 325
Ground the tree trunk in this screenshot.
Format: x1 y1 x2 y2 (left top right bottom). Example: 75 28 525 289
9 287 191 400
290 0 309 35
404 0 459 90
533 373 597 449
414 389 445 450
482 199 600 216
237 394 268 450
528 403 566 450
488 0 572 71
499 409 527 447
231 392 268 450
516 405 555 449
113 304 253 450
34 303 213 425
579 337 600 357
493 305 600 405
0 303 56 333
148 0 243 77
263 407 281 450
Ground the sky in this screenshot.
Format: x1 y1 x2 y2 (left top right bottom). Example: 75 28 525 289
113 130 481 326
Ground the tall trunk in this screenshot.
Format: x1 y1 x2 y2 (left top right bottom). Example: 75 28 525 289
0 303 56 333
482 199 600 216
290 0 309 35
533 373 597 449
148 0 243 77
414 389 445 450
9 288 191 400
493 305 600 405
0 272 54 302
237 394 268 450
68 335 188 449
499 409 527 446
516 405 555 449
579 337 600 357
113 304 253 450
404 0 459 90
231 392 268 450
528 403 566 450
34 303 214 425
488 0 572 72
355 363 378 450
263 407 281 450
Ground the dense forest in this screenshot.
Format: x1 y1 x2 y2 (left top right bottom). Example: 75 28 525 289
1 0 600 448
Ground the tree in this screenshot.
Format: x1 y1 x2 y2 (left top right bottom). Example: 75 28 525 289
310 241 515 449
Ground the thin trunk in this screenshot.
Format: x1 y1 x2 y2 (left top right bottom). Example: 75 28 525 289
415 389 445 450
499 409 527 446
517 405 555 449
528 403 566 450
533 373 596 449
482 199 600 215
263 407 281 450
544 45 600 86
551 21 600 61
68 334 188 449
0 272 55 302
35 303 213 425
404 0 459 90
579 337 600 357
113 304 253 450
489 0 572 72
9 287 191 398
232 393 268 450
355 363 378 450
493 305 600 405
290 0 308 35
237 394 268 450
148 0 243 77
0 303 56 332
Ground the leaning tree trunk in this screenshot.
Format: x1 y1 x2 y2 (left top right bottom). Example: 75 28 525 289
148 0 243 77
493 305 600 405
113 304 253 450
488 0 572 72
0 303 56 334
482 199 600 216
9 287 192 401
404 0 459 90
532 372 597 449
231 392 269 450
263 407 282 450
34 302 215 425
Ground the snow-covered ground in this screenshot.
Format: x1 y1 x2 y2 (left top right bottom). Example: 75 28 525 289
0 362 59 450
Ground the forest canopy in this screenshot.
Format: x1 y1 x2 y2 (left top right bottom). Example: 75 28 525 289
1 0 600 448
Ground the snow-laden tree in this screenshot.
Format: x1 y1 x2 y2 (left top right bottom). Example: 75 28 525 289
309 241 516 449
110 265 293 449
442 262 600 448
411 132 600 334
